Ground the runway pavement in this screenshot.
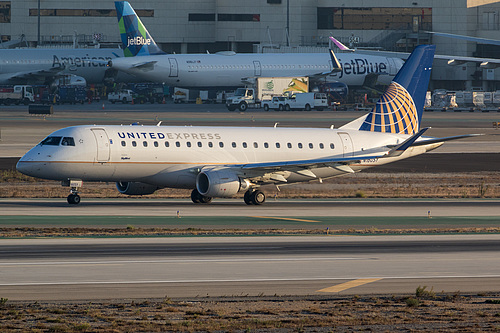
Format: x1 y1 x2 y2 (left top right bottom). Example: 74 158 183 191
1 198 499 219
1 235 499 301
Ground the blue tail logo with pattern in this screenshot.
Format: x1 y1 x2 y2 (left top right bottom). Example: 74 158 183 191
115 1 165 57
359 45 435 135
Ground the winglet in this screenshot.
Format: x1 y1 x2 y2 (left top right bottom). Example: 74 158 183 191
329 36 354 52
115 1 165 57
386 127 430 157
329 49 342 73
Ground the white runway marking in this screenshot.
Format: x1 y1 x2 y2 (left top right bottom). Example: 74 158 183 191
0 257 370 266
1 275 500 287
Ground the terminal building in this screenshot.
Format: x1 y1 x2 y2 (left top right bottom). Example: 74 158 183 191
2 0 500 91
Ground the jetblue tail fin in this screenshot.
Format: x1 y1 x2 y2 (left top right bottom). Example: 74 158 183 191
115 1 165 57
358 45 435 135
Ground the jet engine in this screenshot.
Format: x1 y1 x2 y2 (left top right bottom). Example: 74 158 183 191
196 168 250 197
116 181 160 195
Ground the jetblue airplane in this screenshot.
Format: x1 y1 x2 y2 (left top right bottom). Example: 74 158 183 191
0 48 135 85
16 45 477 205
109 1 405 89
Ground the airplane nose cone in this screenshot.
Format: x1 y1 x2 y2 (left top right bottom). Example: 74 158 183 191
16 159 33 176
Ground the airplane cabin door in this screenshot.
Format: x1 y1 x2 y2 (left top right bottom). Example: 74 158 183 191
253 61 262 76
168 58 178 77
91 128 110 163
338 132 354 157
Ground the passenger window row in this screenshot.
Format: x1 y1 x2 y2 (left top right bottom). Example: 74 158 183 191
121 140 335 150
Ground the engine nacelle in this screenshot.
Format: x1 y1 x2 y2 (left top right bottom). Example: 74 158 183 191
116 181 160 195
196 168 249 197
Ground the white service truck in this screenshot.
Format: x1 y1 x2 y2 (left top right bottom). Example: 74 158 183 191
283 92 328 111
0 85 35 105
226 77 309 111
108 90 134 104
262 96 287 111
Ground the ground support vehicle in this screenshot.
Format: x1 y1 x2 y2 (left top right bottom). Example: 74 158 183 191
0 85 35 105
262 96 286 111
108 90 134 104
283 92 328 111
57 86 86 104
226 77 309 111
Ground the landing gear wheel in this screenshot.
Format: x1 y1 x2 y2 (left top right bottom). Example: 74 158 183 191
67 194 81 205
244 190 253 205
199 195 213 204
191 189 212 204
191 189 201 203
251 190 266 205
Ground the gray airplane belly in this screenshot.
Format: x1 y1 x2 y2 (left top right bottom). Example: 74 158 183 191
145 165 197 189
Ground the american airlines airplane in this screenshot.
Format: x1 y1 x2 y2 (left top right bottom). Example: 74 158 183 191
0 48 135 85
16 45 477 205
109 1 405 89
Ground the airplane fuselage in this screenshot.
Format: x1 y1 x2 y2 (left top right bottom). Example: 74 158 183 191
111 52 404 89
0 48 133 84
16 124 437 190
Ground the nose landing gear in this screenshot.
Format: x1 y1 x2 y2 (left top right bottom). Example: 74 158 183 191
63 179 83 205
67 192 81 205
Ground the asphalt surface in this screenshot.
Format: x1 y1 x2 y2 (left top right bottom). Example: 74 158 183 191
1 235 499 301
1 198 499 219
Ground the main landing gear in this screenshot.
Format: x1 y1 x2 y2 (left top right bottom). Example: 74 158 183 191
191 189 213 204
244 189 266 205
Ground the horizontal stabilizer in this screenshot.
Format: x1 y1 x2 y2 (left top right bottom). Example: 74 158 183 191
412 133 483 147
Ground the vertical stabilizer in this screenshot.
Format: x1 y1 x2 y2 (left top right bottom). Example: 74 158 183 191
115 1 165 57
358 45 435 135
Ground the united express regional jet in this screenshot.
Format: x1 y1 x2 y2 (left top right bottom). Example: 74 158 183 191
109 1 404 88
16 45 477 205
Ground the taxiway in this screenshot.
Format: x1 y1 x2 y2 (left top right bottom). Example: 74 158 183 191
0 235 499 301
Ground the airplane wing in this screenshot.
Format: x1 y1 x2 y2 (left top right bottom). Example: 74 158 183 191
229 153 386 182
0 66 65 83
426 31 500 46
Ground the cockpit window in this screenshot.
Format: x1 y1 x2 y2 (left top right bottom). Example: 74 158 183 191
40 136 62 146
61 137 75 146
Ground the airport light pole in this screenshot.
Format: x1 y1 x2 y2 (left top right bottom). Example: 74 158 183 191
37 0 40 46
286 0 290 46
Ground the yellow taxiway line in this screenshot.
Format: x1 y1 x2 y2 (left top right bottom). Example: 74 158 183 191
317 278 383 293
251 216 320 223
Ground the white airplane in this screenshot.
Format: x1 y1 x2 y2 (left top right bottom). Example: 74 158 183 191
330 35 500 69
109 1 405 88
0 48 134 85
16 45 478 205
